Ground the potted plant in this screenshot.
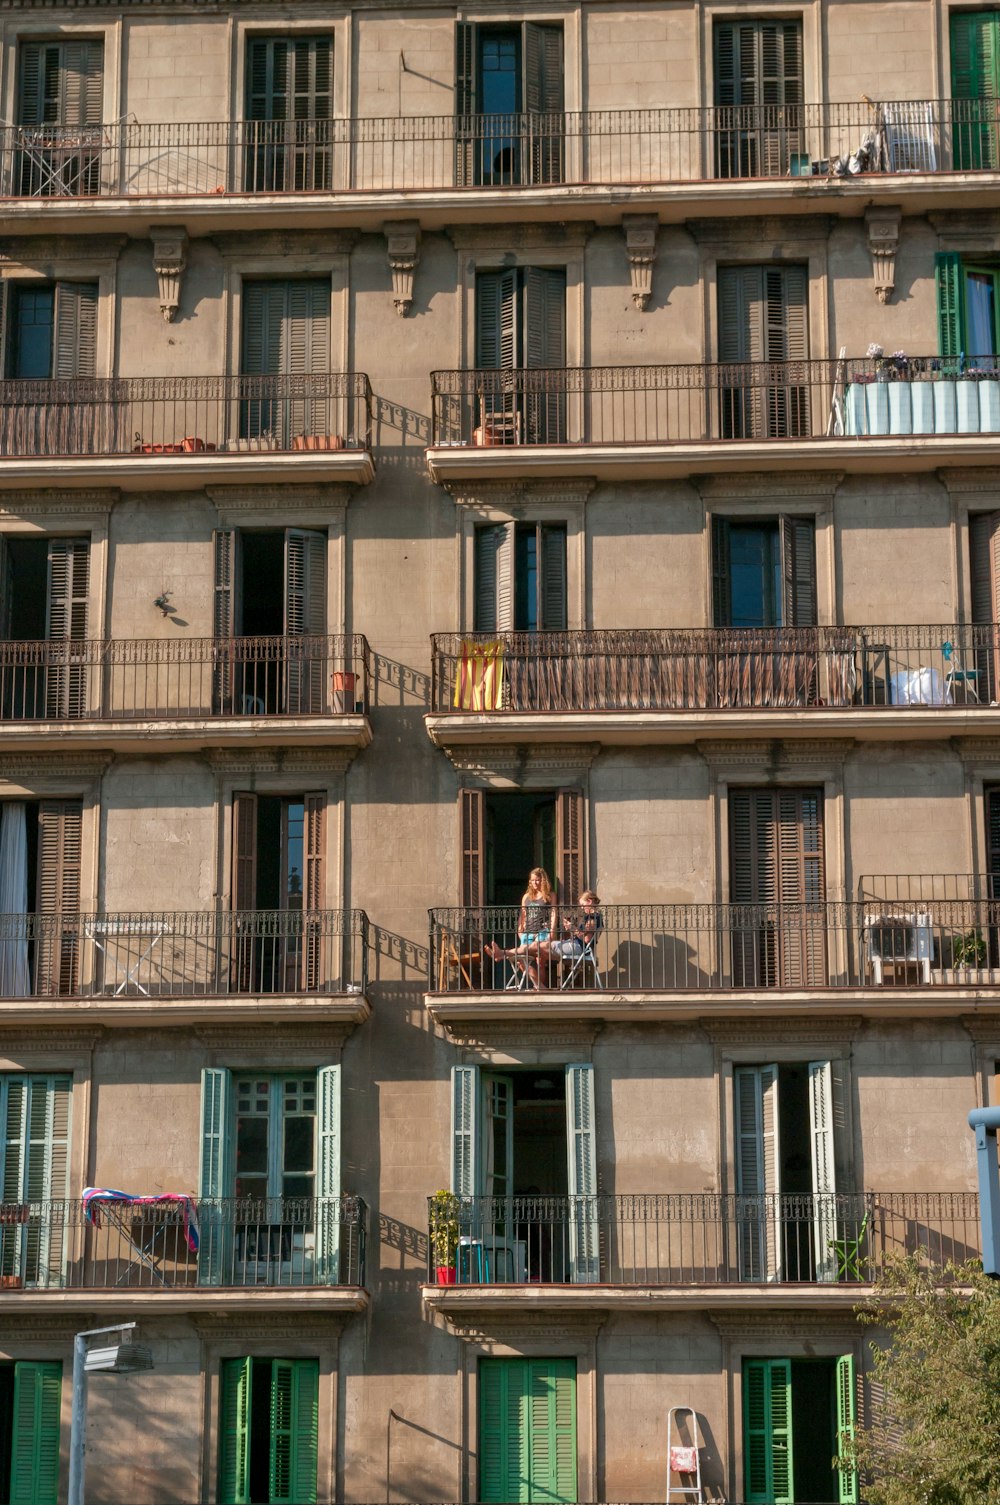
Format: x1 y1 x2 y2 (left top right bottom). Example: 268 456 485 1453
952 927 988 976
429 1189 460 1284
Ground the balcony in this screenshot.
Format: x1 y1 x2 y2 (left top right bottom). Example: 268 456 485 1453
427 357 1000 482
0 1194 367 1314
0 374 374 491
1 100 994 233
427 899 1000 1027
428 625 999 748
423 1192 979 1313
0 908 370 1029
0 634 371 753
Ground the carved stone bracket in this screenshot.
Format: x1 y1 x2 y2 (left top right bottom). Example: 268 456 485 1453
151 226 188 323
384 220 421 317
865 206 901 305
622 214 659 311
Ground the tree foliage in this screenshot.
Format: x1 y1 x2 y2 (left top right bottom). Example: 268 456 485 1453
840 1255 1000 1505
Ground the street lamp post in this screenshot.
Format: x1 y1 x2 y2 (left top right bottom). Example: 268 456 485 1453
968 1106 1000 1278
68 1321 154 1505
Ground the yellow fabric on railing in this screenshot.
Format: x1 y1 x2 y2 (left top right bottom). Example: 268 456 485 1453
453 639 504 710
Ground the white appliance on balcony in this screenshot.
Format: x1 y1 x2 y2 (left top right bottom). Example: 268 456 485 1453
863 910 933 984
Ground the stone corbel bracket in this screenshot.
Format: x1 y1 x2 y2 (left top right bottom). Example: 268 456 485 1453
151 226 188 322
865 205 901 305
622 213 659 311
384 219 422 316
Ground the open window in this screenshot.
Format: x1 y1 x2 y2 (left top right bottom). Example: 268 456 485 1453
743 1354 857 1504
937 252 1000 363
218 1356 319 1505
0 1361 62 1504
0 801 82 998
0 1075 71 1290
0 536 91 720
456 21 564 186
231 793 325 992
460 787 583 907
474 521 568 635
15 38 104 196
243 35 333 192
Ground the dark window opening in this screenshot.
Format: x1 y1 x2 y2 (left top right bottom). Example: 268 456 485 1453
239 532 285 637
5 539 48 640
480 28 521 116
728 521 782 627
247 1357 275 1504
9 288 54 379
483 791 557 906
252 796 305 912
790 1358 839 1502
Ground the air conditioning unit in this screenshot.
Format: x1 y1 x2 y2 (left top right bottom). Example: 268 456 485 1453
864 910 933 984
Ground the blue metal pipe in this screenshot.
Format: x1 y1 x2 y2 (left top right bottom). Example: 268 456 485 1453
968 1108 1000 1277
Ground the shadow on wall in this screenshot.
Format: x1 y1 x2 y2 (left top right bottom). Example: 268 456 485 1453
374 653 431 709
370 927 429 983
373 393 432 446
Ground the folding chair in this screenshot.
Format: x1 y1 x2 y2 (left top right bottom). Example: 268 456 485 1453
559 941 604 989
942 640 979 703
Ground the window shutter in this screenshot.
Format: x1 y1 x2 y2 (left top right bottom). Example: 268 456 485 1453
27 1076 70 1287
218 1357 252 1505
455 22 478 116
231 793 258 911
730 788 777 904
61 39 104 130
766 264 808 361
539 524 568 631
240 280 285 376
765 1357 794 1505
1 1078 26 1201
743 1358 794 1505
285 528 326 713
836 1354 859 1504
970 512 1000 701
555 788 583 904
476 268 520 370
53 283 97 380
245 38 275 121
451 1064 480 1197
936 251 965 360
303 793 326 989
779 515 817 627
460 787 485 906
199 1067 234 1287
713 23 741 106
479 1357 526 1503
717 265 763 364
951 11 997 99
734 1064 781 1280
808 1059 838 1281
35 801 82 996
10 1362 61 1505
286 279 330 377
213 530 237 638
46 538 89 644
17 44 46 128
474 524 501 631
565 1062 599 1281
291 39 332 121
524 23 564 114
527 1358 577 1504
711 515 732 626
316 1064 341 1281
270 1358 319 1505
988 786 1000 889
524 266 566 370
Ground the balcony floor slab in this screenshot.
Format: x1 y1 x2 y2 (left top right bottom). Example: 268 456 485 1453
0 994 371 1029
0 1287 369 1317
423 1283 870 1315
0 714 371 756
0 451 375 492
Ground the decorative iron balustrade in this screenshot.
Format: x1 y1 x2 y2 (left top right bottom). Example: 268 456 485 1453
0 1194 366 1290
0 373 372 458
0 634 369 722
426 1192 980 1285
431 625 996 714
429 901 1000 992
430 356 1000 447
0 909 368 999
0 99 995 198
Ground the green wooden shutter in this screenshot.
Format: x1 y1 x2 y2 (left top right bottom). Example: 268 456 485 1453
218 1357 252 1505
743 1357 794 1505
479 1357 529 1502
951 11 1000 168
270 1358 319 1505
936 251 965 361
808 1059 838 1282
286 279 330 376
451 1064 480 1197
10 1361 61 1505
779 516 817 627
565 1063 598 1281
53 284 97 380
528 1358 577 1504
199 1067 234 1285
712 515 732 625
836 1353 859 1504
315 1063 341 1282
0 1077 70 1287
539 524 568 631
460 787 485 907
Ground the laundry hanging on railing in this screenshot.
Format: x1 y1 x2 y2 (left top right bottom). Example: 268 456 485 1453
82 1186 200 1252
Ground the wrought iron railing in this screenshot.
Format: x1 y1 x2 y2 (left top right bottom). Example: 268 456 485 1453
0 99 995 198
0 373 372 458
430 356 1000 447
426 1192 980 1285
429 901 1000 991
430 625 996 714
0 1194 366 1289
0 909 369 999
0 634 370 722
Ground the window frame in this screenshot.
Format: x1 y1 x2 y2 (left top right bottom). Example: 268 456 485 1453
1 23 118 134
459 496 587 634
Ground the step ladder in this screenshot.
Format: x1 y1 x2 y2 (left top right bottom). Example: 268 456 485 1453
666 1405 704 1504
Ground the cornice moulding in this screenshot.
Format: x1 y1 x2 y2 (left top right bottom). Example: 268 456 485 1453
0 490 119 517
447 222 595 250
211 230 358 261
0 236 126 266
696 472 844 502
206 748 356 775
206 483 352 515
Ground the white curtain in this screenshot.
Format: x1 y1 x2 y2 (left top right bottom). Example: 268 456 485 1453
0 804 30 996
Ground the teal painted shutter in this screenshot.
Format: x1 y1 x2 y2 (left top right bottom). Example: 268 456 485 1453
936 251 965 361
315 1064 341 1282
1 1075 71 1288
528 1359 577 1503
474 524 501 631
565 1063 598 1281
524 267 566 442
241 280 285 375
712 515 732 625
451 1064 480 1197
199 1067 234 1285
270 1358 319 1505
836 1354 858 1504
218 1357 252 1505
479 1357 528 1502
808 1060 838 1282
743 1357 793 1505
10 1361 61 1505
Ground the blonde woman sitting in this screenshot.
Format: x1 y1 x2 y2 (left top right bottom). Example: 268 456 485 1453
485 867 557 988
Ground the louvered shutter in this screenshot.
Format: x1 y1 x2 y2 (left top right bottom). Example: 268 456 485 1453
539 524 568 631
45 538 89 718
779 515 817 626
528 1359 577 1504
199 1067 234 1287
241 281 285 375
524 23 565 183
477 268 520 371
35 801 82 996
454 22 478 187
53 283 97 380
284 528 326 712
451 1064 480 1197
524 267 566 441
315 1064 341 1281
18 40 103 129
743 1358 794 1505
0 534 9 638
776 786 826 986
219 1357 252 1505
730 791 777 991
951 11 1000 168
718 265 764 437
231 793 258 910
302 793 326 990
460 787 485 906
286 280 331 448
936 251 965 360
969 512 1000 701
213 529 238 712
713 22 801 176
987 786 1000 891
734 1064 782 1280
479 1357 526 1503
565 1062 598 1281
836 1354 859 1504
474 524 501 631
712 515 732 625
270 1358 319 1505
556 788 583 905
808 1059 838 1282
244 38 331 191
766 264 809 436
0 1076 70 1287
10 1361 61 1505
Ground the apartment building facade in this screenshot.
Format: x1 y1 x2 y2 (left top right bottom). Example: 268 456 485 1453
0 0 997 1501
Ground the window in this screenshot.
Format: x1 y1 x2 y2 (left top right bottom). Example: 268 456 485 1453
0 1361 62 1504
244 35 333 191
0 1076 71 1288
951 10 1000 170
937 253 1000 360
0 536 90 720
214 528 326 714
240 279 331 446
717 265 810 438
456 22 564 185
743 1355 857 1504
0 802 83 998
712 517 816 628
199 1066 340 1287
968 513 1000 700
16 39 103 196
475 522 567 633
460 787 583 907
219 1356 319 1505
453 1065 596 1282
479 1358 577 1502
714 20 803 178
230 793 325 991
476 267 566 442
3 284 97 380
729 787 826 987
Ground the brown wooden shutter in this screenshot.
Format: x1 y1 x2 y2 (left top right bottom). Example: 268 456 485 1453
460 787 485 906
729 787 825 985
35 800 83 997
53 284 98 380
231 793 258 911
712 515 732 626
779 516 817 627
303 793 325 991
970 511 1000 701
539 524 568 631
285 528 326 713
556 788 584 904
